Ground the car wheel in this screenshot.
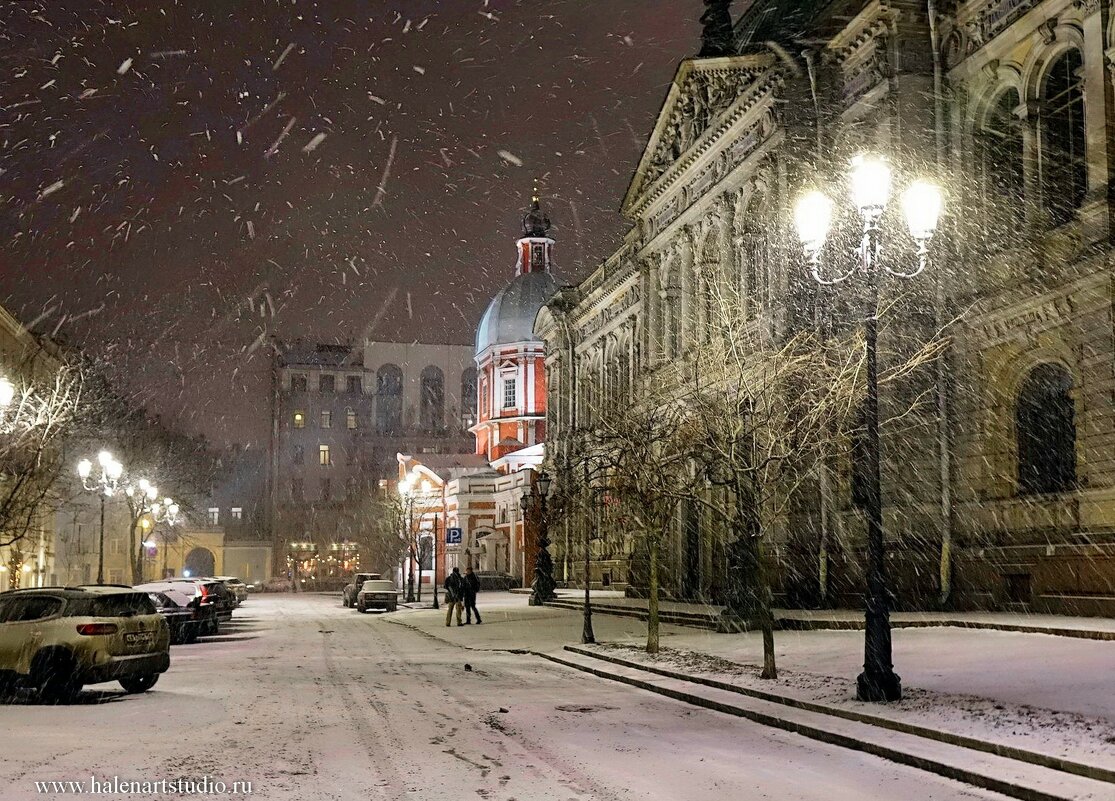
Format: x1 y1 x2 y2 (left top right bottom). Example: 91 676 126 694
357 602 366 613
184 625 199 644
119 674 159 694
389 603 397 613
32 651 81 704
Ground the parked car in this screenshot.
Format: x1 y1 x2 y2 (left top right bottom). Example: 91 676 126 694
473 571 518 591
0 586 170 702
356 580 399 613
214 577 249 605
162 579 233 634
259 577 291 593
342 573 381 608
134 582 213 644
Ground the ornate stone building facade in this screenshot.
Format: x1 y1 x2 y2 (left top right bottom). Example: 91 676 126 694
536 0 1115 616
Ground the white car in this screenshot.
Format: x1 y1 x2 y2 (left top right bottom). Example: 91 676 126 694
356 580 399 613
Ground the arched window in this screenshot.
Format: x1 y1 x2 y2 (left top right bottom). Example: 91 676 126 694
1017 363 1076 495
460 366 478 428
977 88 1024 241
375 364 403 434
420 365 445 432
1041 50 1087 225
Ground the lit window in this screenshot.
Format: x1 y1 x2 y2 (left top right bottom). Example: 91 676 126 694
346 408 357 429
321 410 332 428
319 445 331 466
319 374 335 393
502 377 516 409
207 507 220 526
293 411 305 429
231 507 242 521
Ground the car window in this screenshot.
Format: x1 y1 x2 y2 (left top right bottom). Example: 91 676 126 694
0 595 63 623
72 593 157 617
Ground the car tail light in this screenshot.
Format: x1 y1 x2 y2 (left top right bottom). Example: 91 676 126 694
77 623 118 636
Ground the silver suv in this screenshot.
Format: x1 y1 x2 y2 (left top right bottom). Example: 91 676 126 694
0 586 170 702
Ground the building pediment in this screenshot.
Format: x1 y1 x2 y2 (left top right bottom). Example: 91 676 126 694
621 53 777 218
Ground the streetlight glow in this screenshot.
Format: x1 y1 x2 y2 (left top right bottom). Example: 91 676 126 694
77 459 92 479
901 180 944 241
0 377 15 408
849 154 891 215
106 460 123 480
794 190 834 256
97 450 113 468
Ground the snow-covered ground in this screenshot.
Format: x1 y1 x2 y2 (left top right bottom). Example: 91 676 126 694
0 593 1015 800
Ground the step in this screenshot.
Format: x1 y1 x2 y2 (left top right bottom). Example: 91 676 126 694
545 598 720 630
536 649 1113 801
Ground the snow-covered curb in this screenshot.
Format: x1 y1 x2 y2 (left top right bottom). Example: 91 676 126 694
574 643 1115 781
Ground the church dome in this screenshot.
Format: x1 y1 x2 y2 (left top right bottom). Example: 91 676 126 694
475 269 559 354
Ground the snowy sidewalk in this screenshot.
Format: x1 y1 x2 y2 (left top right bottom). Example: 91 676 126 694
392 591 1115 793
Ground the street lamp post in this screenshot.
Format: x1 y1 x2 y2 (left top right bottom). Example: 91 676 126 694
148 498 180 580
793 154 943 703
77 451 123 586
523 471 556 606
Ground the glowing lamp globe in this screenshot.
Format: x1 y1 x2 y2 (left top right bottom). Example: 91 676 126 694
849 154 891 214
901 180 944 241
794 190 834 254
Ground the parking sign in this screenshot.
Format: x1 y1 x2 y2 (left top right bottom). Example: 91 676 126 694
446 527 462 544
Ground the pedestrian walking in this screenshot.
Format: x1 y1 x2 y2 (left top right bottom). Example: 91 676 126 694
444 566 464 626
463 566 482 624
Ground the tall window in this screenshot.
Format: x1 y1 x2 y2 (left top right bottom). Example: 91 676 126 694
376 364 403 434
1041 50 1087 226
319 444 331 466
231 507 242 521
346 375 362 394
319 374 335 393
321 478 332 502
291 478 304 500
291 375 307 392
207 508 219 526
292 410 305 429
420 365 445 431
1017 363 1076 495
461 367 478 427
502 376 517 409
977 88 1024 243
320 410 332 428
419 534 434 571
292 445 304 465
346 408 357 429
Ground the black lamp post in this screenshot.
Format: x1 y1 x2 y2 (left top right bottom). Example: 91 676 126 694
794 154 944 703
524 471 556 606
77 451 122 586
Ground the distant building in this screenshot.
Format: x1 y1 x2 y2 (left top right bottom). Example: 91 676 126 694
268 338 475 580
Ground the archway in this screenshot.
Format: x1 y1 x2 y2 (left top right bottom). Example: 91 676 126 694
184 547 216 577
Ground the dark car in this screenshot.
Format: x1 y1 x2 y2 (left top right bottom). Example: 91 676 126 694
342 573 381 608
163 579 233 634
473 571 518 591
134 583 213 644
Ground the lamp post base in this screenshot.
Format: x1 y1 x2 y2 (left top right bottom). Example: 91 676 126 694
856 669 902 702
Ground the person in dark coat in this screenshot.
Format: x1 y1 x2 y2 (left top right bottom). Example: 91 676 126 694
463 566 482 624
444 567 464 626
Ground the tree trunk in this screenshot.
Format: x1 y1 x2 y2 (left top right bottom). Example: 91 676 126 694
647 530 660 655
130 519 143 584
755 538 777 680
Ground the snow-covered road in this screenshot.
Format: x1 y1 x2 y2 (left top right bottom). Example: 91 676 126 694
1 594 1012 801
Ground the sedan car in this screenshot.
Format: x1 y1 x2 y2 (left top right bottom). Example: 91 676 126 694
134 582 211 644
214 576 249 605
356 580 399 613
342 573 381 608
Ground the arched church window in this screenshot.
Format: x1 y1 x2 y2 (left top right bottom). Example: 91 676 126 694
1041 50 1087 226
460 367 478 428
1017 363 1076 495
420 365 445 432
376 364 403 434
977 88 1024 242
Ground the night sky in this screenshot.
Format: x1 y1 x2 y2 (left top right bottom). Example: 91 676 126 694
0 0 699 447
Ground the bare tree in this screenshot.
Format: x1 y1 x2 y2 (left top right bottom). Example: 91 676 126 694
0 356 85 586
589 392 697 655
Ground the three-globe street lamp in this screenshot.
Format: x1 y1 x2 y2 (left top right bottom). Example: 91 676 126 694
124 479 161 584
146 498 180 580
77 451 124 585
400 476 440 610
793 154 944 703
522 471 556 606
